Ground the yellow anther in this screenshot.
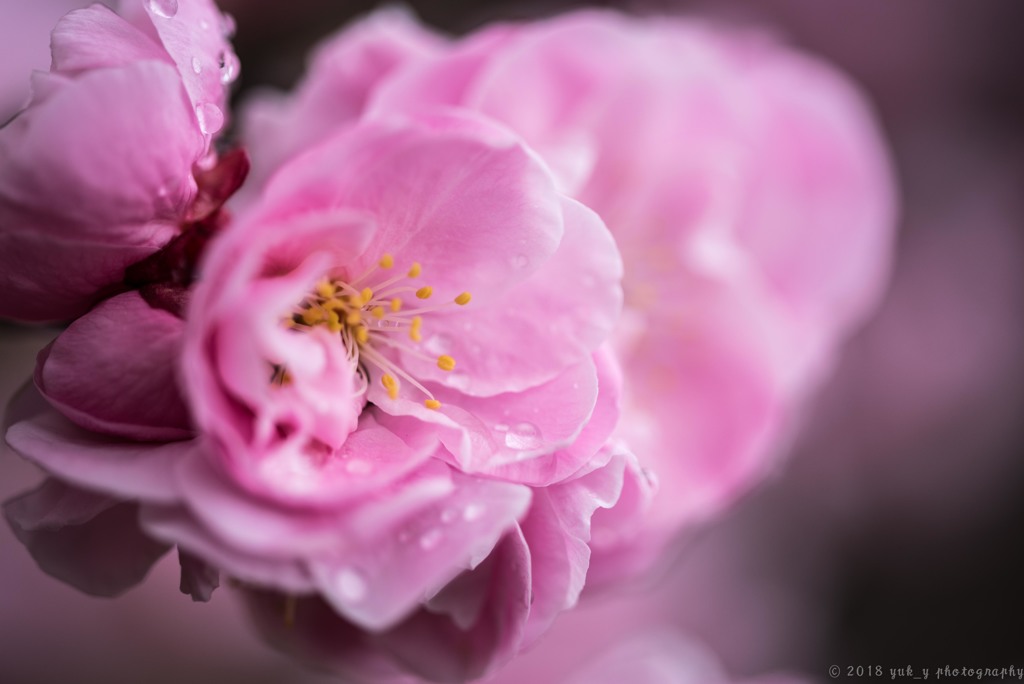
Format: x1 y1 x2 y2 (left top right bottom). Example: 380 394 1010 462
327 310 342 332
390 298 402 313
301 308 324 326
454 292 472 306
437 355 456 372
409 316 423 342
316 281 335 299
378 254 394 269
323 298 344 312
284 318 297 328
360 287 374 305
424 399 442 410
355 326 369 345
407 262 422 278
381 374 399 400
371 306 385 320
346 310 362 325
416 286 432 300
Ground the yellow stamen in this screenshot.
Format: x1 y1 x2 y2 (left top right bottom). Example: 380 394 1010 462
424 399 442 410
371 306 385 320
390 297 402 313
437 355 456 372
455 292 472 306
407 262 422 278
416 286 432 300
378 254 394 269
360 287 374 305
316 281 335 299
302 308 324 326
346 310 362 325
409 316 423 342
327 310 342 332
355 326 369 345
324 298 345 312
381 374 399 400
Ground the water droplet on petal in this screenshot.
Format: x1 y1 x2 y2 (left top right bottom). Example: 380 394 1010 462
463 504 485 522
334 567 367 602
504 422 542 450
219 51 239 84
195 102 224 135
511 253 529 269
148 0 178 18
190 57 202 74
419 528 442 551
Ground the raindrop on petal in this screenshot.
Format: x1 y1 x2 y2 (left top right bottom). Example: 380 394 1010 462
463 504 485 522
195 102 224 136
148 0 178 18
505 422 542 450
190 57 202 74
334 567 367 602
419 528 442 551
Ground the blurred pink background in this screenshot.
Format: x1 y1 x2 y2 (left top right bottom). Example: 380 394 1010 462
2 1 1023 682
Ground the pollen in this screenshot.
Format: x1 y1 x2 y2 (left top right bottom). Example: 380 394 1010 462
360 287 374 305
345 310 362 325
378 253 394 269
416 286 432 300
381 373 399 400
437 355 456 372
410 316 423 342
355 326 369 345
407 262 422 278
424 399 442 410
371 306 385 319
316 281 336 299
455 292 472 306
390 298 402 312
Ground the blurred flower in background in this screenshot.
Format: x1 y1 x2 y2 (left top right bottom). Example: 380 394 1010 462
1 1 1023 683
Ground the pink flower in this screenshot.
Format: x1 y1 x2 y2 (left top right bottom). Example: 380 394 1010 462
5 110 643 681
0 0 239 322
248 9 896 575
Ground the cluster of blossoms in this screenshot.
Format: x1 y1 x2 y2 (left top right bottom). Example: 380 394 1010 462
0 2 895 682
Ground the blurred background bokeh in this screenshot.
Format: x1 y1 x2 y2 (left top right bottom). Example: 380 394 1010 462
2 1 1023 682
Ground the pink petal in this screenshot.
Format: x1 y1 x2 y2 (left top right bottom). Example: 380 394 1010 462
4 478 169 596
0 61 203 320
307 469 531 630
5 388 196 504
241 6 443 191
399 197 622 396
35 291 192 441
178 549 219 602
374 529 532 681
255 110 564 303
139 0 238 132
50 4 170 73
370 356 599 477
140 503 314 593
518 444 631 647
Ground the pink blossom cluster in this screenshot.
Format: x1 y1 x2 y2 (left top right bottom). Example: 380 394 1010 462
0 2 895 682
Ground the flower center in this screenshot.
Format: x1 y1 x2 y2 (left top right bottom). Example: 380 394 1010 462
281 254 470 410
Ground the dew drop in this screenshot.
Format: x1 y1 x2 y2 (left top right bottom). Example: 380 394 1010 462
195 102 224 135
504 422 542 450
511 253 529 269
219 51 239 85
419 528 442 551
190 57 202 74
334 567 367 602
463 503 485 522
148 0 178 18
